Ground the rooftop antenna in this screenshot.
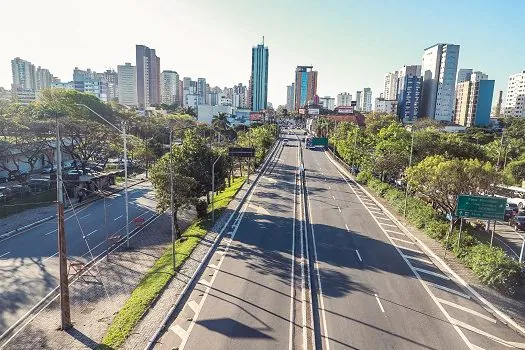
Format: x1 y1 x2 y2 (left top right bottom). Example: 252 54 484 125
262 36 265 46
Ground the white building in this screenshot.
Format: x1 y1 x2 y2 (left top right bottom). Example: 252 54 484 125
117 63 138 107
383 71 398 100
337 92 352 107
355 91 362 111
375 98 397 114
504 70 525 117
421 43 460 122
362 88 372 112
36 67 53 91
197 105 233 124
51 82 75 90
319 96 335 110
11 57 36 91
160 70 179 105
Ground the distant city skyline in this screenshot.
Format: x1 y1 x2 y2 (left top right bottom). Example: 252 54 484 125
1 0 524 106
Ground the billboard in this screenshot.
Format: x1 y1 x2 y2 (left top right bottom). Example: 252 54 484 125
338 107 354 114
351 101 357 107
250 112 264 121
298 108 306 114
308 108 320 115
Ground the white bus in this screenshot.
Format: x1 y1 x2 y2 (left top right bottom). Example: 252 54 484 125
494 185 525 209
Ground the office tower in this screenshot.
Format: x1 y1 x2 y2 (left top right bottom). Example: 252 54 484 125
197 78 207 105
362 88 372 112
250 39 269 111
294 66 318 109
117 63 138 107
73 67 108 101
136 44 161 107
337 92 352 107
286 83 295 111
355 91 363 111
233 83 248 108
454 72 494 127
421 43 460 121
161 70 179 105
457 69 473 83
495 90 503 118
11 57 36 91
384 71 399 100
102 69 119 101
504 71 525 117
319 96 335 110
397 65 422 123
36 67 53 91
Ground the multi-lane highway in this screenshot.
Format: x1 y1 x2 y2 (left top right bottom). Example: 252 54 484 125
153 131 525 350
0 182 156 337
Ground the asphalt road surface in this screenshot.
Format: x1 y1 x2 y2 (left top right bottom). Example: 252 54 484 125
152 133 525 350
0 182 156 337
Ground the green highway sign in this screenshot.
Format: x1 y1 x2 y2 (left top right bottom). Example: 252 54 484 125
456 195 506 220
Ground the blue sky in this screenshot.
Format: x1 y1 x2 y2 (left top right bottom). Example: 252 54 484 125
1 0 523 106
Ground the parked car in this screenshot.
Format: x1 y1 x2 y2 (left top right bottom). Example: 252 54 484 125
509 215 525 231
28 179 52 192
67 169 84 176
0 186 9 202
41 165 56 174
8 170 28 182
504 205 516 221
6 185 31 200
507 202 519 216
0 175 7 183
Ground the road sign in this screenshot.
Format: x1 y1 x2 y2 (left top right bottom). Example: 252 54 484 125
311 137 328 146
456 195 506 220
228 147 255 158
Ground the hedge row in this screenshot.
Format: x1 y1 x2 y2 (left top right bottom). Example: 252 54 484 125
355 170 523 296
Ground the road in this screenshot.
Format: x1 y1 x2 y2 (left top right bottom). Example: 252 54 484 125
0 182 156 337
152 132 525 349
493 220 525 261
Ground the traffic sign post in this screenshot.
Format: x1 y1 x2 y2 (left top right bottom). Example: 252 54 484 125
456 195 506 220
228 147 255 158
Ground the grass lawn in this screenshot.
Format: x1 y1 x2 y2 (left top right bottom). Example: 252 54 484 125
98 176 246 349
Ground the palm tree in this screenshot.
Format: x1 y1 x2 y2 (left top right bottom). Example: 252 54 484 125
212 113 230 143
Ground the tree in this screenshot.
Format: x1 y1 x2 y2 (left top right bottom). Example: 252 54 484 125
406 155 499 215
372 123 410 180
212 112 230 143
503 159 525 185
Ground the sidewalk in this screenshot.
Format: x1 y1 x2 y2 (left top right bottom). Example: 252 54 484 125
0 174 146 240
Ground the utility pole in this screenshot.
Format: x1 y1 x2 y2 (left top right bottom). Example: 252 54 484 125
56 117 71 330
212 155 222 224
169 129 176 272
403 128 415 217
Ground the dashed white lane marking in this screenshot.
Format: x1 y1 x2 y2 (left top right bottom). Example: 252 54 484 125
390 236 415 245
436 298 497 323
332 195 336 200
170 324 188 340
451 318 525 348
404 255 433 265
355 250 362 262
328 186 331 190
425 281 471 299
393 245 424 255
198 279 211 287
86 229 98 237
337 206 341 213
43 251 58 262
45 229 57 236
345 224 350 232
413 267 450 280
0 252 9 258
79 213 91 220
113 215 123 221
374 294 385 313
188 300 200 313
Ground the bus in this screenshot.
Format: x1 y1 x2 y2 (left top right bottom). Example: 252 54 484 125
494 185 525 209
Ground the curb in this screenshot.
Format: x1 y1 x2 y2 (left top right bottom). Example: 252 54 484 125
0 178 147 241
325 149 525 338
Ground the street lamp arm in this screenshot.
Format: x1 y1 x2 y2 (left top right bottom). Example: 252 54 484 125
75 103 123 133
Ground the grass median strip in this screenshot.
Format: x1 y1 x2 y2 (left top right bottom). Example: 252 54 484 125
98 176 246 349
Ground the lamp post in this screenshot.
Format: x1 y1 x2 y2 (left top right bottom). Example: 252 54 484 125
403 126 415 217
211 154 222 224
76 104 130 248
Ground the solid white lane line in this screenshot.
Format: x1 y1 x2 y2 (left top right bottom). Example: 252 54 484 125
114 215 123 221
425 281 471 299
390 236 415 245
44 229 57 236
79 213 91 220
86 229 98 238
337 206 341 213
404 255 433 265
355 250 362 262
413 267 450 280
374 294 385 313
43 252 58 262
289 147 298 350
345 224 350 232
0 252 9 258
436 298 497 323
451 318 524 348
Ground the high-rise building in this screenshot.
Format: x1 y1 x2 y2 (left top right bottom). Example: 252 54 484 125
197 78 207 105
454 72 494 127
103 69 119 101
286 83 295 111
457 68 473 83
504 71 525 117
117 63 138 107
337 92 352 107
375 98 397 114
250 39 269 111
11 57 36 91
136 44 161 107
384 71 399 100
36 67 53 91
397 65 422 123
319 96 335 110
421 43 460 121
233 83 248 108
73 67 108 101
178 80 183 105
294 66 318 109
160 70 179 105
355 91 363 111
362 88 372 112
495 90 503 118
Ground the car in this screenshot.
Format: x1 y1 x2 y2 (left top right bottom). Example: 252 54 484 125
0 175 7 183
28 179 52 192
41 165 56 174
283 139 289 146
8 170 29 182
6 185 31 200
504 205 515 221
509 215 525 231
0 186 9 202
67 169 84 176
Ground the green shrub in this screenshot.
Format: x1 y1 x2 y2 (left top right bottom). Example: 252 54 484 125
424 220 449 240
356 170 372 184
195 199 208 218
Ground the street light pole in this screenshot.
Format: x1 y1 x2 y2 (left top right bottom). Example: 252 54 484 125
211 155 221 224
169 129 176 272
403 127 415 218
76 104 130 248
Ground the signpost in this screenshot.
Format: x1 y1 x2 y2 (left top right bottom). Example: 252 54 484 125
228 147 255 158
456 195 506 220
